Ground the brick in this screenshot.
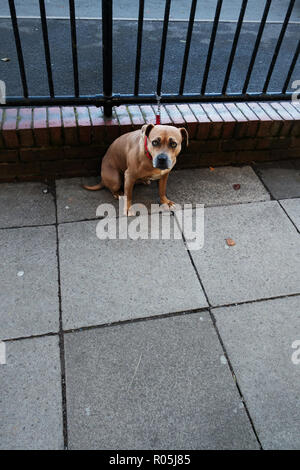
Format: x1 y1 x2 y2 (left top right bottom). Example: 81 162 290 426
139 105 156 124
2 108 19 148
262 103 293 137
201 103 223 139
279 101 300 119
255 136 291 151
20 147 64 161
222 138 255 151
223 103 248 138
48 107 63 146
235 149 270 163
17 108 34 147
62 107 78 145
291 136 300 148
235 103 259 138
213 103 236 139
33 108 50 146
270 137 291 149
269 148 296 160
115 105 132 134
0 149 18 162
76 106 92 145
63 145 107 159
127 105 145 129
280 102 300 137
0 161 40 179
40 158 100 177
188 140 220 154
164 104 185 126
257 103 282 137
247 102 273 138
189 104 211 140
176 104 198 139
89 106 105 143
104 108 120 142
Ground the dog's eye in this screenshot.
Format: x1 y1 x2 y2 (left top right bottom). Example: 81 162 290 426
152 140 159 146
170 141 177 148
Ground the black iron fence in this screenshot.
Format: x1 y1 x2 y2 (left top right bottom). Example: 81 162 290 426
2 0 300 116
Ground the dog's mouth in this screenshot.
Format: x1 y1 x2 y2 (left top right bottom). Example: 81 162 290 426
153 153 172 170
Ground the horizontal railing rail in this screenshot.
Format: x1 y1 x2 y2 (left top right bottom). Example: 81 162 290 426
1 0 299 116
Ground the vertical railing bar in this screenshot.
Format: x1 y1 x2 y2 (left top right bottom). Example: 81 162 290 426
282 40 300 93
134 0 145 96
157 0 171 97
102 0 113 117
263 0 295 93
69 0 79 97
222 0 248 95
242 0 271 94
39 0 54 97
179 0 197 95
8 0 28 98
201 0 223 95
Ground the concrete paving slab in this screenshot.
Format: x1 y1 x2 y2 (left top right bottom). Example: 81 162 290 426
280 198 300 231
186 201 300 306
254 160 300 199
213 296 300 449
0 226 59 340
0 335 63 450
0 182 56 228
64 312 259 450
58 219 207 329
167 166 270 207
56 166 269 223
56 177 161 223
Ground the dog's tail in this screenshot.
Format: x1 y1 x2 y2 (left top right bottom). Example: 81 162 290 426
82 181 104 191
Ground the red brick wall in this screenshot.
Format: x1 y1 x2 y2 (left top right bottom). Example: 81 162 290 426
0 102 299 182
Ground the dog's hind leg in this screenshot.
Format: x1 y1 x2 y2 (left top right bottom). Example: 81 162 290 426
101 165 123 199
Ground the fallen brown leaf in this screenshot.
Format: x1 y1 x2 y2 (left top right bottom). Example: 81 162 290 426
233 184 241 190
226 238 236 246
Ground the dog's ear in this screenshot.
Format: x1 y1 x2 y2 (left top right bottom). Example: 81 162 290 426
179 127 189 148
141 123 154 138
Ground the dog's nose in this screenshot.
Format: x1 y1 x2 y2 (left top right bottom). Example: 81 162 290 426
156 154 168 169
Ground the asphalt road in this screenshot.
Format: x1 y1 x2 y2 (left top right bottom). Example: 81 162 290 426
0 1 299 99
0 0 299 21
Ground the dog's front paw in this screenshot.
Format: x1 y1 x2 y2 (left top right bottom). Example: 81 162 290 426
127 207 136 217
161 198 176 208
161 200 176 211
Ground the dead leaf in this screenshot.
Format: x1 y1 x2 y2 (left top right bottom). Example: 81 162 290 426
1 57 10 62
233 184 240 190
226 238 236 246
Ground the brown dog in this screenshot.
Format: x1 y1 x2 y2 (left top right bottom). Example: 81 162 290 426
84 124 189 215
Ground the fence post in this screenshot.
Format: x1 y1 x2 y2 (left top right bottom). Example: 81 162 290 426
102 0 113 117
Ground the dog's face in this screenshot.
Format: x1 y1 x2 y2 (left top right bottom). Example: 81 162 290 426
142 124 189 170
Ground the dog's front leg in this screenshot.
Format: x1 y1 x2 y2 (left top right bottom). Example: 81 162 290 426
159 173 175 208
124 170 136 216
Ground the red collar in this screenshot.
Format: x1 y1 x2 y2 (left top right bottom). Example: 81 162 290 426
144 136 152 160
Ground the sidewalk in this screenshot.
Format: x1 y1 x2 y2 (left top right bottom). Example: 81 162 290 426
0 160 299 450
